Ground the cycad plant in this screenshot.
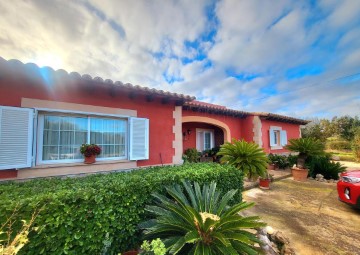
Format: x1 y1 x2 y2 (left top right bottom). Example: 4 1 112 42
285 138 324 169
217 139 268 180
139 181 265 255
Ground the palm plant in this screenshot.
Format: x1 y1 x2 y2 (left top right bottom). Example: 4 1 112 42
139 181 265 255
285 138 324 169
217 139 268 180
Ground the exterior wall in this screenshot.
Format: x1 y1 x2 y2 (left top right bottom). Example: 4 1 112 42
261 119 301 154
0 73 176 178
241 116 255 143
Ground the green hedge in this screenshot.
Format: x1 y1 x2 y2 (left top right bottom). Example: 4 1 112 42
0 163 243 255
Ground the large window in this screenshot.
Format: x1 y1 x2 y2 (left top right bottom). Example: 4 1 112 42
38 114 127 163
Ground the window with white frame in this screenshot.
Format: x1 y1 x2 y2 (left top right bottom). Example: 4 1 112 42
38 114 128 164
196 129 214 151
269 126 287 149
0 106 149 170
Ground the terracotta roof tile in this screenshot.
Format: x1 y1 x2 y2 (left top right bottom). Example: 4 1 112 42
0 57 195 102
183 101 250 118
252 112 309 125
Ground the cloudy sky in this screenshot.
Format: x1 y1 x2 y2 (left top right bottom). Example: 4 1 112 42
1 0 360 119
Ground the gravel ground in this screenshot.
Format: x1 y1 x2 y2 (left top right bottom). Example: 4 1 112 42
243 178 360 255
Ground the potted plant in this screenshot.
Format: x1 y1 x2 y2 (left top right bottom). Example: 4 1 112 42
259 171 273 189
285 138 324 181
267 153 278 170
80 144 101 164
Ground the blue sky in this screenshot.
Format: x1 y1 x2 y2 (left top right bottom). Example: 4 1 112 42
0 0 359 118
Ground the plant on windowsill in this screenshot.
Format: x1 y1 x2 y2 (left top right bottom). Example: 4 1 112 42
80 144 101 164
285 138 324 181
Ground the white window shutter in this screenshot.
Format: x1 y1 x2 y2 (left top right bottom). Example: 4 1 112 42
280 130 288 146
269 129 276 146
0 106 34 170
129 117 149 160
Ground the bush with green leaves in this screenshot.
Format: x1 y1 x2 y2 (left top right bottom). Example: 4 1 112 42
326 139 351 151
287 154 298 167
140 238 166 255
267 154 290 169
285 138 325 169
307 156 346 180
217 139 268 179
140 181 265 254
0 163 243 254
183 148 200 163
352 130 360 161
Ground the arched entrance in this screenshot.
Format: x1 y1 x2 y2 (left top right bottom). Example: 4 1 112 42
182 116 231 152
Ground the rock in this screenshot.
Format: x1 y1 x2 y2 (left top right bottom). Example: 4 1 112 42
273 232 290 245
266 226 275 235
331 155 340 161
281 244 296 255
316 174 324 179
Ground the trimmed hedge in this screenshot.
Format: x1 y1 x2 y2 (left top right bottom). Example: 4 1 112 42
0 163 243 254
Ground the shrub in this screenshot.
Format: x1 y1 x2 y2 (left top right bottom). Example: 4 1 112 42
287 154 298 167
183 148 200 163
268 154 290 169
0 163 243 254
140 181 265 254
326 139 351 150
218 139 268 179
307 156 346 180
140 239 166 255
352 132 360 161
0 210 39 255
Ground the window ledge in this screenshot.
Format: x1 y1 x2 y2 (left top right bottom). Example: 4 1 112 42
34 159 132 169
270 146 283 150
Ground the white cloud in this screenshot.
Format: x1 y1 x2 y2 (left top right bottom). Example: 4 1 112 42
0 0 359 118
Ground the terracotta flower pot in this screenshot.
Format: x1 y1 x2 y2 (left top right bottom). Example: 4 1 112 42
84 154 96 164
291 167 309 181
259 178 271 189
268 164 275 170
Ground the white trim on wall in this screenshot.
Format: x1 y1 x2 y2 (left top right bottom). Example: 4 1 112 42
269 126 288 150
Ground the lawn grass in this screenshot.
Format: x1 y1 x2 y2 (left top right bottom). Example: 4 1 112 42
326 149 356 162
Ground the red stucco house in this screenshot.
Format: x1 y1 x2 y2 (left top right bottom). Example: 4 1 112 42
0 58 308 180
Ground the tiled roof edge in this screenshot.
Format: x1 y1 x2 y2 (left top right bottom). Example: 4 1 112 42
252 112 310 125
183 101 250 118
0 57 196 101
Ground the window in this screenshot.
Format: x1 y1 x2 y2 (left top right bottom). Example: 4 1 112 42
38 114 128 164
196 129 214 151
269 126 287 149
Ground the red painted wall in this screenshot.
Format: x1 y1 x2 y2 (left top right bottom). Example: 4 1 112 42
241 116 254 143
261 119 300 154
0 70 175 169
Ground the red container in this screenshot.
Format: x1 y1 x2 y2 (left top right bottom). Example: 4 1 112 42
84 154 96 164
259 178 270 189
